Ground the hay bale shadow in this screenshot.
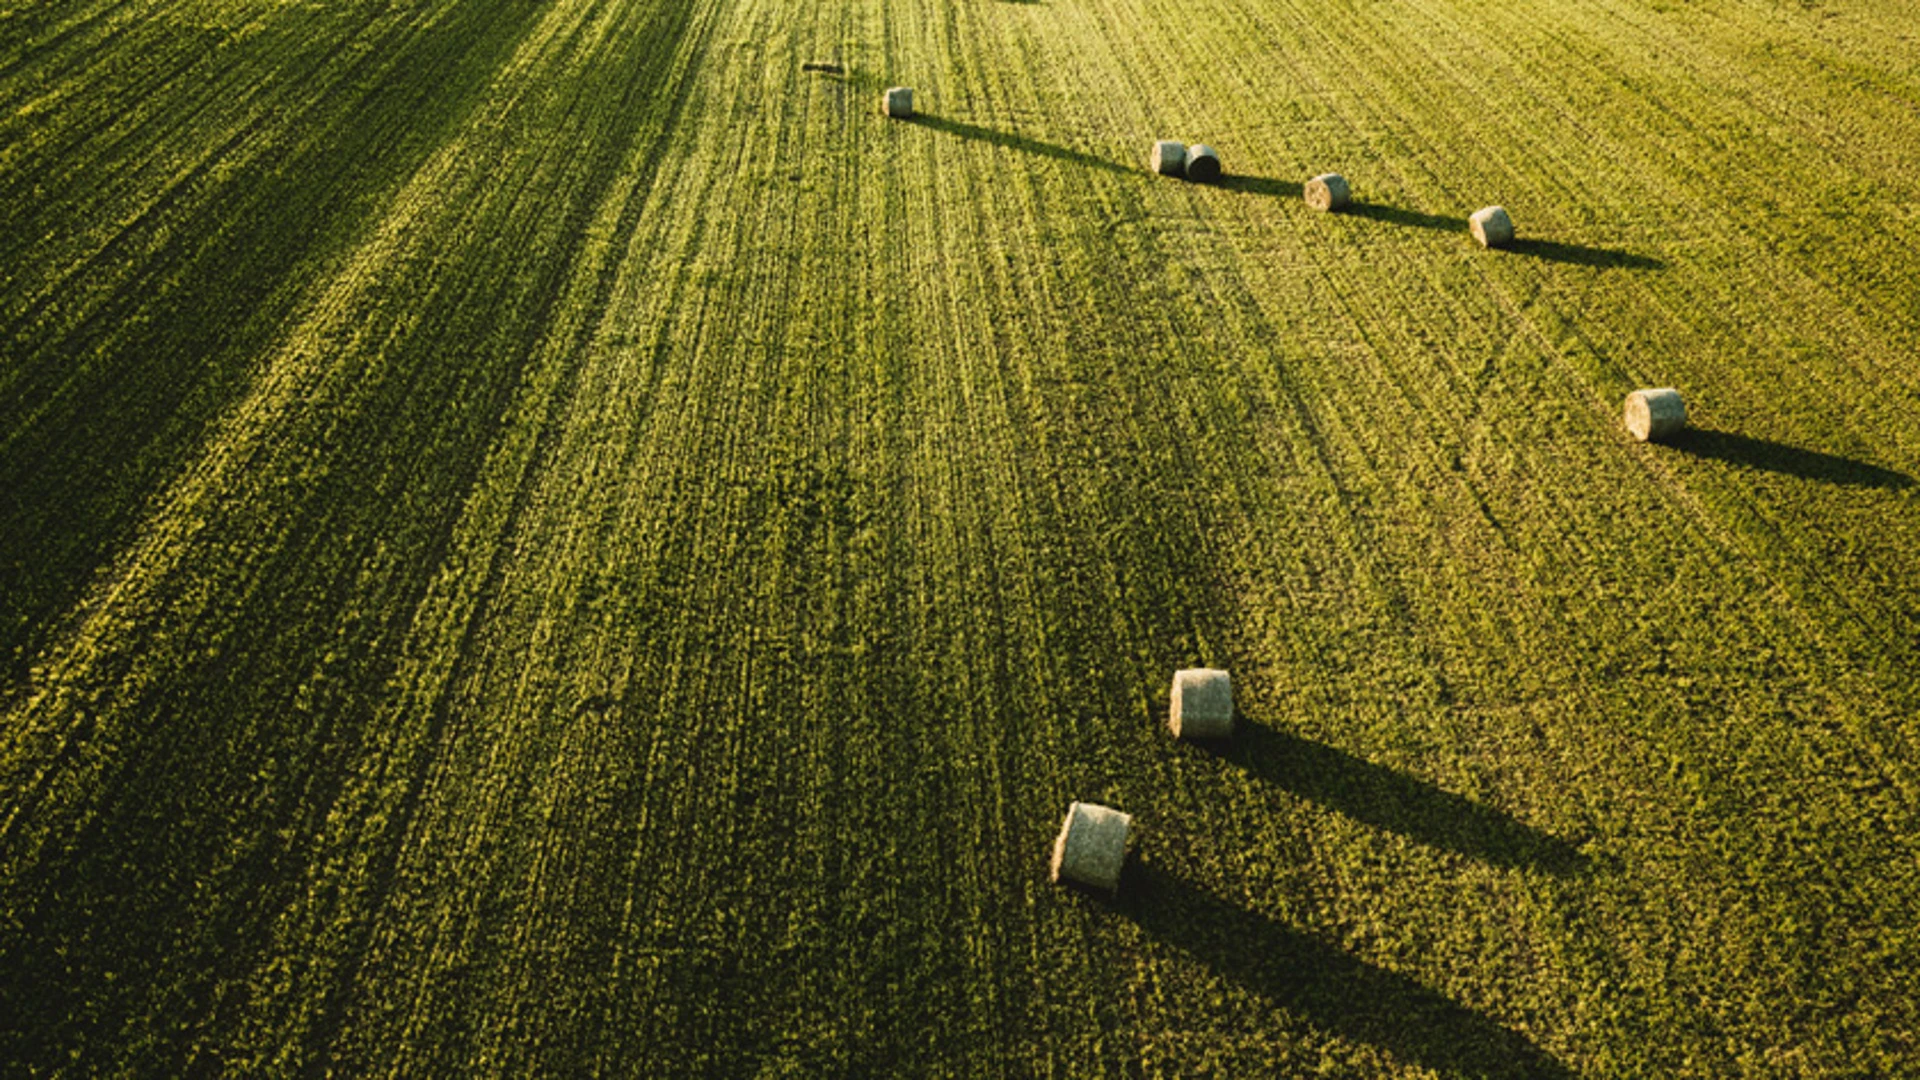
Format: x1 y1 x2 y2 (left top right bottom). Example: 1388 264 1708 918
1216 174 1303 198
1115 861 1576 1078
1196 720 1590 876
1666 429 1913 488
1345 201 1465 233
1505 238 1664 269
906 114 1129 176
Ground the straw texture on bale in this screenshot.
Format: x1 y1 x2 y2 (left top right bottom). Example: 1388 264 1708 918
1184 144 1221 183
1051 802 1132 891
883 86 913 118
1150 140 1185 176
1470 205 1514 248
1624 388 1688 442
1304 173 1350 212
1169 668 1234 739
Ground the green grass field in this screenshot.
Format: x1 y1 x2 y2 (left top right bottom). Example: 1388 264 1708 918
5 0 1920 1073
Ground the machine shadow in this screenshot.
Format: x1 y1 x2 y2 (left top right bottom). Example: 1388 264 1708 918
1666 429 1913 488
1204 722 1589 875
1115 862 1576 1079
907 114 1129 175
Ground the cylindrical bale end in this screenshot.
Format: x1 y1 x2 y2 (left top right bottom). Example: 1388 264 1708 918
1624 388 1688 442
1169 668 1234 739
883 87 914 118
1470 205 1514 248
1184 144 1221 183
1304 173 1350 212
1150 140 1186 176
1050 802 1132 891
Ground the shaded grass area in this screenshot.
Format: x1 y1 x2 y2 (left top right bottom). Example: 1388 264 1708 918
0 0 713 1070
1115 861 1574 1079
907 112 1131 176
1207 722 1590 875
0 0 546 667
1666 428 1913 488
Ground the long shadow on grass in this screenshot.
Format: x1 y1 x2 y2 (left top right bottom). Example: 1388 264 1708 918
1343 203 1666 268
1209 185 1460 230
1116 862 1574 1078
1206 723 1588 875
1665 429 1913 488
1346 201 1464 233
1504 238 1664 270
907 114 1129 176
1217 174 1303 198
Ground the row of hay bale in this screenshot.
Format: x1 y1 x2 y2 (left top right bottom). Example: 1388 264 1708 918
1160 154 1694 442
865 91 1697 895
873 97 1694 876
1049 396 1683 889
1049 667 1234 891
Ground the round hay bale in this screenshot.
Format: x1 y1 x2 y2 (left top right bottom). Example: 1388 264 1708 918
1050 801 1131 891
1184 144 1222 183
883 86 914 118
1150 140 1186 177
1470 205 1514 248
1304 172 1350 212
1169 668 1233 739
1624 387 1687 442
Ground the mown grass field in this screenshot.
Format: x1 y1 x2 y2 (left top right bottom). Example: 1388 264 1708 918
4 0 1920 1073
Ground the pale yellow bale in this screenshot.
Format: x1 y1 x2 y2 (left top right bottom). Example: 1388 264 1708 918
1304 173 1350 212
1169 668 1233 739
1150 140 1185 176
1625 388 1687 442
1470 205 1514 248
1050 802 1131 891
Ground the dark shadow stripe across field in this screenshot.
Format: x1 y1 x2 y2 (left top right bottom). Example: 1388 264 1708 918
803 63 882 91
0 0 551 665
1665 429 1912 488
1208 722 1589 875
906 114 1130 176
0 0 718 1070
1116 862 1574 1078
